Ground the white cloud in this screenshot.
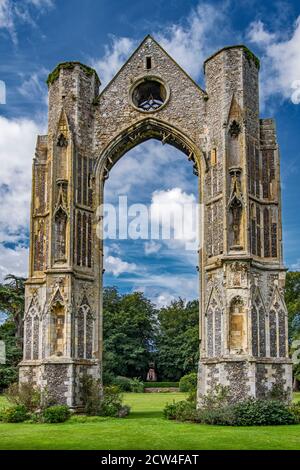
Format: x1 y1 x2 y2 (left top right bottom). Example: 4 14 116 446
107 242 122 256
91 2 227 89
91 36 136 88
105 140 195 201
90 2 300 109
27 0 53 8
247 20 276 46
105 255 137 276
156 2 227 80
0 0 54 43
150 187 198 245
0 116 45 244
0 244 28 281
144 240 161 255
18 69 48 104
0 0 16 43
291 259 300 271
247 16 300 105
156 292 176 308
128 272 198 304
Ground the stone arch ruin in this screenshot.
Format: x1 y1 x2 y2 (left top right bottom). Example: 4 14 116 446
19 36 292 407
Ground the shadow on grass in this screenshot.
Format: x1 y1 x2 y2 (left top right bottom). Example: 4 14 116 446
127 410 164 419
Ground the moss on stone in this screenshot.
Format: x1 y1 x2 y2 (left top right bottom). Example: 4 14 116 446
204 45 260 72
242 47 260 70
46 62 98 86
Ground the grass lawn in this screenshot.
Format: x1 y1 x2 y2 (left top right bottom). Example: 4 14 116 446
0 393 299 450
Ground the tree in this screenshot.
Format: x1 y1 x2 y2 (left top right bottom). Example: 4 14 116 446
103 287 157 380
156 299 199 381
0 275 26 345
0 320 22 390
0 275 25 390
285 271 300 334
285 271 300 390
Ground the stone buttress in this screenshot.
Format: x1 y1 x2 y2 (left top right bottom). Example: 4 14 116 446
19 63 101 408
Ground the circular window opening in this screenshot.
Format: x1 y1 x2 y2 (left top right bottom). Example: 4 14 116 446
132 79 167 112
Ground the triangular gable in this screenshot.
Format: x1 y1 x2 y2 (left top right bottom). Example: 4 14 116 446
50 288 64 308
25 291 41 318
227 93 243 124
100 35 206 97
205 285 222 313
56 108 71 147
80 294 90 308
252 284 266 312
269 285 287 314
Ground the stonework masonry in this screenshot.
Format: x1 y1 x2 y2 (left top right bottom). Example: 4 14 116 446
19 36 292 407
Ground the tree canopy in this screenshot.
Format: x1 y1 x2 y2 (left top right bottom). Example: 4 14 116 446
155 298 199 381
103 287 157 381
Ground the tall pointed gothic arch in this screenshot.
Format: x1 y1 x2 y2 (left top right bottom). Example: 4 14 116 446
20 36 292 407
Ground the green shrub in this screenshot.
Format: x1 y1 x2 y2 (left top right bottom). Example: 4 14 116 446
163 400 195 421
99 385 130 418
179 373 197 392
164 384 297 427
111 376 144 392
0 366 18 391
81 374 103 415
80 375 130 418
42 405 70 423
112 376 132 392
232 399 296 426
163 401 179 420
129 378 144 393
5 382 43 411
144 382 179 388
0 404 28 423
110 376 144 393
200 384 232 409
196 406 235 425
102 371 114 386
289 402 300 424
267 383 290 402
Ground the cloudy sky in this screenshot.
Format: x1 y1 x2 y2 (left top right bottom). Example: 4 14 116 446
0 0 299 306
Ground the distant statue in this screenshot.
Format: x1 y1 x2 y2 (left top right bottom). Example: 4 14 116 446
146 362 157 382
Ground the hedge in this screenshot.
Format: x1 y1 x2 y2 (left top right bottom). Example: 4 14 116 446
143 382 179 388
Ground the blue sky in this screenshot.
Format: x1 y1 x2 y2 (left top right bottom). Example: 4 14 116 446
0 0 299 305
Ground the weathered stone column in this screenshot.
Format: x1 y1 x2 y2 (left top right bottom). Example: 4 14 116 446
198 46 292 402
19 62 102 408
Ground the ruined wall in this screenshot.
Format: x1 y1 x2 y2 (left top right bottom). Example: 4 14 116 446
20 37 292 407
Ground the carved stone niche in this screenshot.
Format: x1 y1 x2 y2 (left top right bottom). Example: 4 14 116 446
228 120 241 138
57 133 68 147
228 167 244 250
227 262 248 288
54 179 68 263
229 296 247 355
50 301 65 357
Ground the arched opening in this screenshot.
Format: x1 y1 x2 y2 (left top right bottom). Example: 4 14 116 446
97 121 202 386
50 303 65 357
229 297 247 354
54 206 67 262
